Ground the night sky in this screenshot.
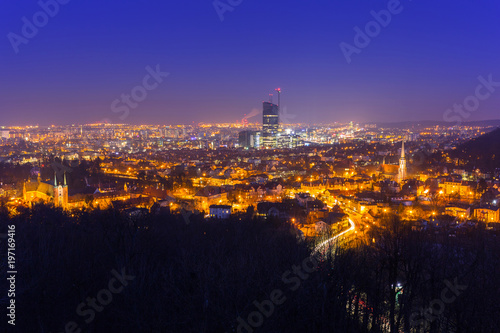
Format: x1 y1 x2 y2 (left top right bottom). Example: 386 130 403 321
1 0 499 126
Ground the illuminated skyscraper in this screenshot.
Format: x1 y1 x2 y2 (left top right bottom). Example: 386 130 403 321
239 130 260 149
262 101 279 148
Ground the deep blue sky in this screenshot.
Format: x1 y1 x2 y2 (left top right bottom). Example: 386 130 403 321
1 0 499 125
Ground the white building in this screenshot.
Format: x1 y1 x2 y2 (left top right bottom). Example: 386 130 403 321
209 205 232 219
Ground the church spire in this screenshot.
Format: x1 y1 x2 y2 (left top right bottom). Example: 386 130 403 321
54 172 57 187
398 140 407 183
64 172 67 186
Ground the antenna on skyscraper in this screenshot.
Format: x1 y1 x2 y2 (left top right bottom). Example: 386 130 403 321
269 94 273 103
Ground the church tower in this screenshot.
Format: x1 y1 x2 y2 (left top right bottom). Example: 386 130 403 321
53 172 69 208
398 140 407 183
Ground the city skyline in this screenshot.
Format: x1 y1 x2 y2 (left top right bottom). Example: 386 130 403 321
2 2 500 332
2 0 500 126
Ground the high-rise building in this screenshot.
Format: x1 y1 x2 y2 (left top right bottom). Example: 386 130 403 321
239 131 252 148
277 133 303 149
238 130 261 149
262 101 279 148
398 140 407 183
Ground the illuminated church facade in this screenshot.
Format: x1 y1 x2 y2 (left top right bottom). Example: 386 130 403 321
23 172 69 209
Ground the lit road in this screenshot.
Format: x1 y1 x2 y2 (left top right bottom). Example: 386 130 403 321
314 217 356 254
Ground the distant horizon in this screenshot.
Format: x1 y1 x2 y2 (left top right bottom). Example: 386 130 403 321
2 118 500 128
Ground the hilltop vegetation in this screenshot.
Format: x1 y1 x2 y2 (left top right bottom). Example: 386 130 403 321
451 127 500 171
0 205 499 332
